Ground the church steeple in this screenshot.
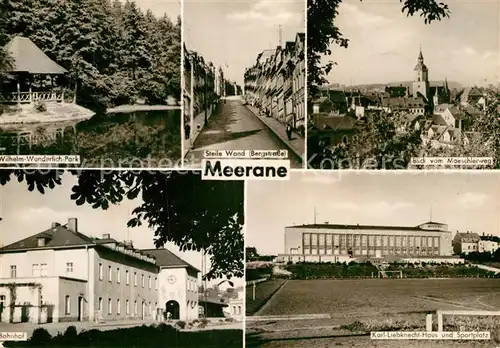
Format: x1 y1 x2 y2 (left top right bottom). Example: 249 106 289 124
418 46 424 63
412 46 430 100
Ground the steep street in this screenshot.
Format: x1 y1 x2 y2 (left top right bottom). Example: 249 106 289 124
185 96 302 168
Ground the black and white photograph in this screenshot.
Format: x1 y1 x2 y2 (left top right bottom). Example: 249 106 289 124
0 1 182 168
307 0 500 170
0 169 244 348
245 171 500 347
182 0 306 168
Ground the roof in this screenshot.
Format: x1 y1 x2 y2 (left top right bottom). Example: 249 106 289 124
313 96 330 104
198 295 228 307
403 113 423 124
5 36 68 74
455 232 481 243
141 248 200 273
312 113 357 131
0 225 94 251
0 222 193 270
286 223 448 232
382 97 426 109
414 62 428 72
432 113 448 126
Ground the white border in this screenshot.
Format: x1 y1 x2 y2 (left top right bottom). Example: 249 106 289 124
303 0 308 170
180 0 186 169
243 179 248 347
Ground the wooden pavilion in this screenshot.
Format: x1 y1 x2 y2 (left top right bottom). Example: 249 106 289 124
0 37 94 150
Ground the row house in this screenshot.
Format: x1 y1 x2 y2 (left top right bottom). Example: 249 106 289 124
244 32 306 135
184 46 218 123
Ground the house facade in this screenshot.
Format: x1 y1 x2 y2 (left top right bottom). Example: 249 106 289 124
243 32 306 135
0 218 199 324
452 232 481 255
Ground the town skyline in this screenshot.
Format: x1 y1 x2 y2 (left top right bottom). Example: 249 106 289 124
183 0 305 86
327 0 500 87
246 172 500 256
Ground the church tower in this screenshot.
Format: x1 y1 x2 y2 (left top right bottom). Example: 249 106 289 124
412 48 430 100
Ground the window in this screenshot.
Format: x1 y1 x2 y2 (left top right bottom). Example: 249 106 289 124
238 306 242 315
32 264 40 277
117 268 120 283
66 262 73 274
134 272 137 286
37 238 45 247
108 298 112 314
126 300 130 315
108 266 112 282
148 302 151 314
117 299 121 315
99 263 103 280
40 264 47 277
148 276 151 289
65 296 71 315
134 301 138 315
126 270 130 285
142 274 145 288
10 265 16 278
98 297 103 311
155 277 158 290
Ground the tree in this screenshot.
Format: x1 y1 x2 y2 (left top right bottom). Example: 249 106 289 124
3 0 181 111
0 170 244 281
307 0 451 102
308 111 422 169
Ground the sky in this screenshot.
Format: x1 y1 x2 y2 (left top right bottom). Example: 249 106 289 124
183 0 306 86
132 0 180 19
246 171 500 255
0 172 242 288
327 0 500 86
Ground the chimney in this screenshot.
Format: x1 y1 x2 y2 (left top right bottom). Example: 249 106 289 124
102 233 111 239
67 218 78 233
51 222 61 228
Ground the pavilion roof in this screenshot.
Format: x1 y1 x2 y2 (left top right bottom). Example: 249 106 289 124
5 36 67 75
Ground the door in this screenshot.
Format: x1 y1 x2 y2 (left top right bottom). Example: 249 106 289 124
166 301 180 320
77 297 83 321
0 295 5 323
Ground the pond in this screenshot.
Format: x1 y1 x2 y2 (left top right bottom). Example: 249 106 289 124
0 109 182 168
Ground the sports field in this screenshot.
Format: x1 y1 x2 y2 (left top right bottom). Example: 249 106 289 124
258 278 500 319
247 279 500 347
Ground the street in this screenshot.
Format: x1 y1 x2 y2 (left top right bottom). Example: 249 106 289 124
185 96 302 168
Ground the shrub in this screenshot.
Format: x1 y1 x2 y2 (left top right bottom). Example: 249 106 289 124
225 317 235 322
176 320 186 329
200 318 209 325
29 328 52 345
63 326 78 339
34 102 47 112
198 323 207 329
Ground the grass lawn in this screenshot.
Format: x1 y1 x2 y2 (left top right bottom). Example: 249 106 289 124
248 335 498 348
257 278 500 318
246 279 286 315
247 277 500 347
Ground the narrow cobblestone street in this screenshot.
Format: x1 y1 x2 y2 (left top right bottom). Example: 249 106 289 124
185 96 302 168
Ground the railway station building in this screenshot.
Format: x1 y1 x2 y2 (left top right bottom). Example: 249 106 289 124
0 218 199 324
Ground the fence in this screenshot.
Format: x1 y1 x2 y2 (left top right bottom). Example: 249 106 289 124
425 310 500 332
